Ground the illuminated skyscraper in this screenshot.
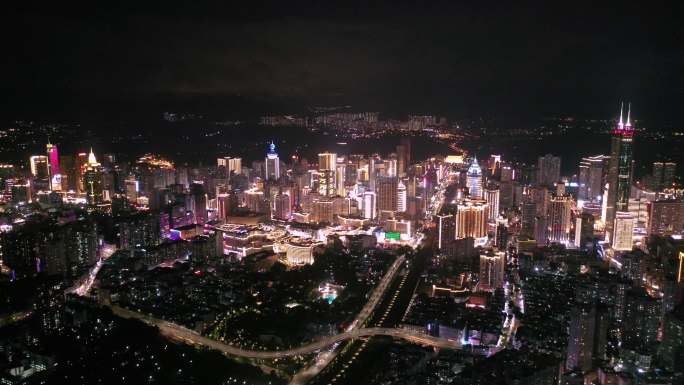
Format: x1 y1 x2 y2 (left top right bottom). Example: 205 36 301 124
46 142 61 191
335 162 346 196
479 250 505 291
536 154 561 187
606 103 635 240
648 200 684 236
83 149 103 206
318 152 337 196
265 142 280 180
547 194 572 244
466 157 483 198
30 155 50 190
363 191 376 220
376 176 398 212
455 199 488 240
396 138 411 177
578 155 609 202
612 212 635 251
484 187 500 221
273 192 291 221
652 161 677 191
566 305 596 372
397 180 407 213
125 175 139 202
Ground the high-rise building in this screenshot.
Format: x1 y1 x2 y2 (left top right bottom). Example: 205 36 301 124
273 192 291 220
623 287 661 347
376 176 398 212
335 162 346 196
125 175 139 202
467 157 483 198
265 142 280 180
318 152 337 196
652 162 677 191
397 180 407 212
363 191 376 220
396 138 411 177
536 154 561 187
648 200 684 236
30 155 50 191
479 250 505 291
659 306 684 371
46 142 62 191
436 213 456 251
190 182 208 224
578 155 609 202
484 187 500 221
83 149 104 206
612 211 635 251
547 194 572 244
606 103 635 239
455 199 489 240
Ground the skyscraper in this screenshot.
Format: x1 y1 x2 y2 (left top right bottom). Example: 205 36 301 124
83 149 103 206
363 191 376 220
484 187 500 221
376 176 398 213
397 180 407 213
578 155 609 202
479 250 505 291
265 142 280 180
547 194 572 244
612 211 635 251
647 200 684 236
46 142 61 191
536 154 561 187
652 161 677 191
455 199 489 240
30 155 50 191
318 152 337 197
566 305 597 372
396 137 411 177
606 103 635 241
466 157 483 199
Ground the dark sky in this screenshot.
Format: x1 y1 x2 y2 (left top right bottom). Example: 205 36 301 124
2 1 683 122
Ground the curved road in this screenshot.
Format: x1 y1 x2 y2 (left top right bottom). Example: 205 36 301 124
111 304 461 358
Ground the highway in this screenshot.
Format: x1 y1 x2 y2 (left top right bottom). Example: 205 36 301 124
109 305 462 359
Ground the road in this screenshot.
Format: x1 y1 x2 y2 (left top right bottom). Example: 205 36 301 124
109 305 462 359
289 254 407 384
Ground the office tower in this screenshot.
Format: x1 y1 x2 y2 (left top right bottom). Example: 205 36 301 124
436 212 456 250
575 212 595 247
335 162 346 196
190 183 208 224
216 193 231 220
606 103 635 239
612 211 635 251
318 152 337 196
548 194 572 244
312 198 334 224
397 180 407 212
396 137 411 177
488 155 501 175
578 155 609 202
46 142 62 191
652 162 677 191
536 154 561 187
479 250 505 291
83 149 104 206
464 157 481 199
363 191 376 220
273 192 291 220
521 201 536 238
455 199 489 240
125 175 139 202
484 187 500 221
30 155 50 191
376 176 398 212
566 305 597 372
265 142 280 180
648 200 684 236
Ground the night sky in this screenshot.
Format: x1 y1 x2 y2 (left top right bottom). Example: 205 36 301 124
2 2 683 122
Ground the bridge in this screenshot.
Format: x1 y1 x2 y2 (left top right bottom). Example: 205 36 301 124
110 305 462 359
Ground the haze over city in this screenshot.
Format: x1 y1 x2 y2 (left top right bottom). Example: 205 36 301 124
1 2 684 385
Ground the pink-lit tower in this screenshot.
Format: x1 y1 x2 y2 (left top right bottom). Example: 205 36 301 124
46 141 61 191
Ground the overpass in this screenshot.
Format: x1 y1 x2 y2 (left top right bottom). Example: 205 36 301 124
110 305 462 359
